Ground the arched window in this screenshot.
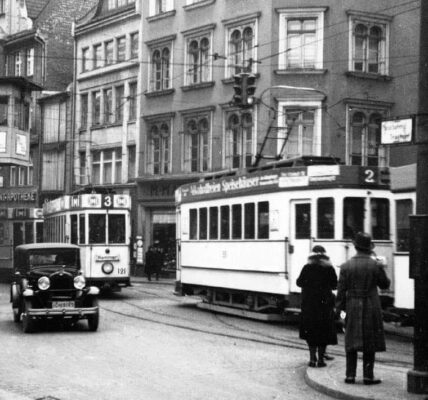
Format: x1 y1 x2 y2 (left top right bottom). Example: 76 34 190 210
149 122 170 175
226 111 253 169
150 46 171 91
228 25 255 76
184 115 210 172
187 36 211 84
152 50 162 91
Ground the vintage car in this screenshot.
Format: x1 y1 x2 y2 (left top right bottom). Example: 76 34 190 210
10 243 100 333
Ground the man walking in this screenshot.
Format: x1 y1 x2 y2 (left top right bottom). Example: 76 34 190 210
336 232 390 385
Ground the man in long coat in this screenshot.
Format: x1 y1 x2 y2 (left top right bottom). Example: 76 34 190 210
336 232 390 385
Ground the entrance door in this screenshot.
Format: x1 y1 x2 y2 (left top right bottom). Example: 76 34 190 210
289 200 312 292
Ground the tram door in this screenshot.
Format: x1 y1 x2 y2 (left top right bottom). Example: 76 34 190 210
289 200 312 292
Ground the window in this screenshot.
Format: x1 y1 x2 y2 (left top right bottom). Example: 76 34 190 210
295 203 310 239
93 44 103 68
107 0 135 10
283 108 315 159
220 205 230 239
130 32 139 59
232 204 242 239
343 197 364 239
71 215 78 244
350 17 388 75
105 41 114 65
189 208 197 239
0 96 8 126
89 214 106 244
156 0 166 14
79 214 86 244
317 198 334 239
244 203 255 239
115 85 124 122
91 148 122 185
183 115 210 172
92 91 101 125
42 151 65 190
371 198 389 240
103 88 113 124
258 201 269 239
10 157 33 187
186 35 211 84
149 0 173 16
128 145 136 180
278 9 325 70
26 48 34 76
225 111 253 169
209 207 218 239
82 47 90 72
148 121 170 174
117 36 126 62
349 109 387 166
129 82 137 120
14 52 22 76
150 46 171 91
79 152 87 185
80 94 88 130
227 23 256 76
108 214 126 243
396 199 413 252
199 208 207 239
14 97 29 130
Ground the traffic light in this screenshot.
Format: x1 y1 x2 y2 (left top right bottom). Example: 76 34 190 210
232 74 244 106
231 73 257 108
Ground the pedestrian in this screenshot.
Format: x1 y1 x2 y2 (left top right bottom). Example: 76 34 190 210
152 240 164 281
297 245 338 367
336 232 391 385
145 245 157 281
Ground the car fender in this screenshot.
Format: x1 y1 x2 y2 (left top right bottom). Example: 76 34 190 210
87 286 100 296
10 283 21 306
23 289 34 297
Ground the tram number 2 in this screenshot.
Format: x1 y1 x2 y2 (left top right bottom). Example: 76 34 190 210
117 267 127 275
363 169 377 184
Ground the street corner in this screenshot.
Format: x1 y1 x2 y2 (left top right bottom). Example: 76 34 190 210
304 359 424 400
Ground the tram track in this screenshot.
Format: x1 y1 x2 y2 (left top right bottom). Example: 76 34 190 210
101 288 413 369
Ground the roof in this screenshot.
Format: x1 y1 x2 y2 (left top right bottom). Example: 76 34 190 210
26 0 51 20
15 243 80 251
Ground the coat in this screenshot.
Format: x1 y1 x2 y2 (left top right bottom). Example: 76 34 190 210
296 256 338 346
336 253 390 353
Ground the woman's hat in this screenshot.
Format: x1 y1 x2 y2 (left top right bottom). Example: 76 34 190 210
353 232 374 251
311 245 326 254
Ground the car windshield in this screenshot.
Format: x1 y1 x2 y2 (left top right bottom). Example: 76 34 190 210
28 250 79 268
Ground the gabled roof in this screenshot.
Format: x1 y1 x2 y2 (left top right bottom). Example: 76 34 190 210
26 0 51 20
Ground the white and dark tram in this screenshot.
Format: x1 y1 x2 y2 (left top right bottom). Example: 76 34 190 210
43 193 132 291
174 157 408 320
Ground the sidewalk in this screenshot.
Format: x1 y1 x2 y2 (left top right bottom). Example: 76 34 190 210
305 360 425 400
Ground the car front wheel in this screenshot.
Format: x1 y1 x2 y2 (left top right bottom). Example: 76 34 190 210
22 300 35 333
87 298 99 332
12 305 20 323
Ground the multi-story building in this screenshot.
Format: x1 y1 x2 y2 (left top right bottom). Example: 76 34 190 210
137 0 419 262
72 0 141 238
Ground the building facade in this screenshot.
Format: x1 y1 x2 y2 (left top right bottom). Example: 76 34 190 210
137 0 419 263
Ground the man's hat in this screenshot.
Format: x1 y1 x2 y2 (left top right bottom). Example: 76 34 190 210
353 232 374 251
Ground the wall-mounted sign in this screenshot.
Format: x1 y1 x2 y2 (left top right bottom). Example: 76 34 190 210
15 133 27 156
381 118 413 145
0 191 36 202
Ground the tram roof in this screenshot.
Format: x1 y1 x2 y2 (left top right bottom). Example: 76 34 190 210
176 160 391 204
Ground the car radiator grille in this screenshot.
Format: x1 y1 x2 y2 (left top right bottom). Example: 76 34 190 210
50 274 74 290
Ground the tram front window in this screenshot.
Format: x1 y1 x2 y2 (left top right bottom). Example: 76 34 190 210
89 214 106 244
343 197 364 239
108 214 126 244
371 198 390 240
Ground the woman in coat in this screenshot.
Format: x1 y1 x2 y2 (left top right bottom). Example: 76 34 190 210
336 232 390 385
297 245 338 367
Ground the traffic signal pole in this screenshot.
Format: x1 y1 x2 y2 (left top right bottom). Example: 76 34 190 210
407 1 428 394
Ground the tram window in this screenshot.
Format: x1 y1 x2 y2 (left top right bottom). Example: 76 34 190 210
220 205 230 239
244 203 255 239
209 207 218 239
258 201 269 239
396 199 412 252
25 222 33 244
317 198 334 239
232 204 242 239
199 208 208 240
36 222 43 243
70 215 78 244
189 209 197 240
108 214 126 243
295 203 311 239
89 214 106 244
371 198 390 240
343 197 364 239
79 214 86 244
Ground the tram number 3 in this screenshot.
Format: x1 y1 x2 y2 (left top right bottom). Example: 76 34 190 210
103 195 113 208
363 169 376 184
117 267 127 275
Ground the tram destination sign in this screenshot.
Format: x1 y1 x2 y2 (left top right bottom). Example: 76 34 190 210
381 117 413 145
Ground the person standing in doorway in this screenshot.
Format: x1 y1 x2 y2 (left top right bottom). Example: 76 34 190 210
145 245 156 281
336 232 390 385
297 245 338 367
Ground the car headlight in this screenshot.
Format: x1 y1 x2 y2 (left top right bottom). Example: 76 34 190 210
102 262 114 275
38 276 50 290
74 275 86 290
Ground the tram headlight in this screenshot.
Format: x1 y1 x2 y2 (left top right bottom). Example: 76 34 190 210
102 262 114 275
74 275 86 290
38 276 50 290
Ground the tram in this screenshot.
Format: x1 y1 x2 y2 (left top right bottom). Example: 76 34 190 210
174 157 396 320
43 193 132 291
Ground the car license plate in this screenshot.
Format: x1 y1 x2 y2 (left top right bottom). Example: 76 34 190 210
52 301 75 308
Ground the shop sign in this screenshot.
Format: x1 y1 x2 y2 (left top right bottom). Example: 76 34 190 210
0 191 36 202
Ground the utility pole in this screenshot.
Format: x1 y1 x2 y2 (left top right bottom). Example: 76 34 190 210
407 1 428 394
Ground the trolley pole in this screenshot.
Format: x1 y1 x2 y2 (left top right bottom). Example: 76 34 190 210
407 1 428 394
